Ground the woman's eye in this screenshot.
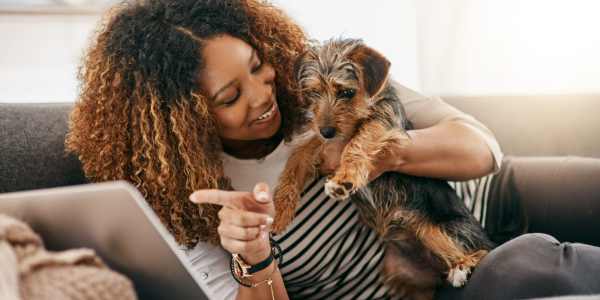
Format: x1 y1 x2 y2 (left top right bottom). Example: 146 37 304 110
251 59 263 73
337 88 356 100
223 91 240 106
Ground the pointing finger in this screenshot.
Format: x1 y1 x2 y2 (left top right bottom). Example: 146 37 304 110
189 189 252 210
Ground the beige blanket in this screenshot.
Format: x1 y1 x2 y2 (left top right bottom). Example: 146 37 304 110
0 214 137 300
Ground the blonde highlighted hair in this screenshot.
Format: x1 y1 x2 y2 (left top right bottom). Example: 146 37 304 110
66 0 308 247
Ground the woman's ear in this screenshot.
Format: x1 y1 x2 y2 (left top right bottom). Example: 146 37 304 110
349 44 391 98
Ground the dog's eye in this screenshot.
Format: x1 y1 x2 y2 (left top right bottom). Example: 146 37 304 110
337 89 356 100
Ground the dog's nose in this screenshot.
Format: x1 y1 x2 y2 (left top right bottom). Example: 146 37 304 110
319 127 336 139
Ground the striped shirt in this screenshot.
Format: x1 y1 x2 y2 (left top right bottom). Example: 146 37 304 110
215 138 395 299
272 176 392 299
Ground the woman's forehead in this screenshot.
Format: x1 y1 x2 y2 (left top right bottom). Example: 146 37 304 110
199 35 255 96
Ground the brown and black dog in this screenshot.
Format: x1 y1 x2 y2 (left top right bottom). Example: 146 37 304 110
272 38 494 299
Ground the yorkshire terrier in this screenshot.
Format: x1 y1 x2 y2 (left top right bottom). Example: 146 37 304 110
272 38 494 299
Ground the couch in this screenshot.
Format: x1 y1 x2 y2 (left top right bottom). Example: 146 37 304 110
2 95 600 192
0 103 86 193
2 98 600 242
1 98 600 231
1 98 600 298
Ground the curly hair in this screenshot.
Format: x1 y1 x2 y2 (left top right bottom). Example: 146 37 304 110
65 0 308 247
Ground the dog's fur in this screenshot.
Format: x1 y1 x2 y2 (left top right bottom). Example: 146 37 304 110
272 38 494 299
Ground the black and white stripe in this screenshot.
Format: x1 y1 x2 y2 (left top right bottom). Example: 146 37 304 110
448 174 495 227
272 176 394 300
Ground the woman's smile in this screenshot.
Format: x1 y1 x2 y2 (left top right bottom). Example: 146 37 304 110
251 100 280 127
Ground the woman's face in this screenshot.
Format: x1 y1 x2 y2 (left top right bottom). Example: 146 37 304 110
199 35 281 144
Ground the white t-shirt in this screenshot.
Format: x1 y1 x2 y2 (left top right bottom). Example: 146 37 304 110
178 83 504 299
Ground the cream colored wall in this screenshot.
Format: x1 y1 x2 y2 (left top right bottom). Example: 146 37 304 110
278 0 421 92
0 1 422 103
416 0 600 96
0 14 100 102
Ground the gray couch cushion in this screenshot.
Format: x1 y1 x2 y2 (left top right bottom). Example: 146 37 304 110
0 103 86 193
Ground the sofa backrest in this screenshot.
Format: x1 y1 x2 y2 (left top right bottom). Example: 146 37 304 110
446 95 600 159
0 103 86 193
1 95 599 193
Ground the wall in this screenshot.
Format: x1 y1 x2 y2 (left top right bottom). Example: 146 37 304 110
0 13 99 102
0 1 421 103
416 0 600 96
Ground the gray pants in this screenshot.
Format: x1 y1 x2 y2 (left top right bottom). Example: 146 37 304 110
436 233 600 300
437 156 600 299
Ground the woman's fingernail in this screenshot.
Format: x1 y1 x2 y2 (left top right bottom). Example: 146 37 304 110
261 231 268 239
188 193 198 203
256 191 270 203
253 182 271 203
260 224 266 231
265 217 273 225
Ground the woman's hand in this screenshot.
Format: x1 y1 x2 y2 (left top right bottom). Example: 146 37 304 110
189 183 275 265
319 141 404 183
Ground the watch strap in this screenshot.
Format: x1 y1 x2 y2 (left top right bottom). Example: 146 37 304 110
248 252 274 274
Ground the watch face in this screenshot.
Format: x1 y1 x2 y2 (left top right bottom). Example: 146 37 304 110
232 261 244 277
232 254 251 278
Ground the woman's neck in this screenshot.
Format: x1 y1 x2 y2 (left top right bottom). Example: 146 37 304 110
221 132 283 159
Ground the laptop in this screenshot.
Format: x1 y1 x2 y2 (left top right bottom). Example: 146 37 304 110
0 181 215 300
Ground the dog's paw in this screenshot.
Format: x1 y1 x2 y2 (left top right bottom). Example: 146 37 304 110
324 179 352 201
447 265 471 287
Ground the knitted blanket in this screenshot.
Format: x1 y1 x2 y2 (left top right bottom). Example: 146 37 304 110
0 214 137 300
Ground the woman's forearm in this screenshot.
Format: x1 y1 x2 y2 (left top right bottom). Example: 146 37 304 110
393 120 495 181
235 261 289 300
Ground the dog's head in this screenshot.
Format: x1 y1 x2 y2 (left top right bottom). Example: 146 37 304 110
295 38 391 141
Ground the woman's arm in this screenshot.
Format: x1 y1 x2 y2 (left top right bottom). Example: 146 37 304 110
318 82 503 182
385 119 496 181
323 117 498 182
379 82 503 181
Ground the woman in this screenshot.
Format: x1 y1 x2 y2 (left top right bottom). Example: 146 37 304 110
66 0 600 299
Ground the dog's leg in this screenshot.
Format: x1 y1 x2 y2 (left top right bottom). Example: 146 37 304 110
415 223 488 287
446 249 488 287
382 239 441 300
325 121 409 200
272 137 323 233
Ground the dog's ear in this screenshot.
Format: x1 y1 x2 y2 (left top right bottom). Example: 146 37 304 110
292 49 310 105
294 41 319 83
349 44 391 98
293 50 309 83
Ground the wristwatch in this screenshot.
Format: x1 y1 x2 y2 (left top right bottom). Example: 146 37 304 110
232 252 274 278
230 236 283 287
